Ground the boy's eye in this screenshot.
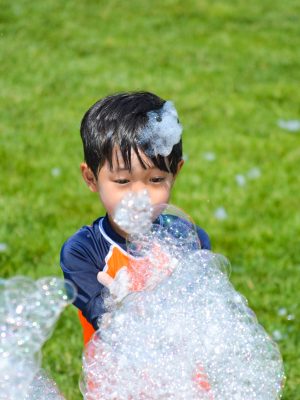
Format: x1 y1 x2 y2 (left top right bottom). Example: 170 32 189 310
114 179 130 184
150 177 166 183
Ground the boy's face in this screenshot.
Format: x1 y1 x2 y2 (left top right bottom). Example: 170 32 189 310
81 148 183 237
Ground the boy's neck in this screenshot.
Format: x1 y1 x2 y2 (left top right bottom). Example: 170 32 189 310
107 214 129 240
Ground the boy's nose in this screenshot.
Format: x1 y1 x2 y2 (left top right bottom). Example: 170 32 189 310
132 182 147 193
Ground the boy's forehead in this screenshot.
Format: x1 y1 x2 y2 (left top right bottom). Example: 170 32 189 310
111 146 154 170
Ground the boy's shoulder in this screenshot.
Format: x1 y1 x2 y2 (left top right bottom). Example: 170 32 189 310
60 215 128 271
62 217 102 249
195 225 211 250
60 216 107 269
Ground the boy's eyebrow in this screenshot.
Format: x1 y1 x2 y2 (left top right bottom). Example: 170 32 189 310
113 165 158 172
115 167 130 171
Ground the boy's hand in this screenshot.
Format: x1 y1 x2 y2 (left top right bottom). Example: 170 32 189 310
97 269 130 304
107 269 130 303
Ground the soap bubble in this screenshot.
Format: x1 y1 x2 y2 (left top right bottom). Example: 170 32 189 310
202 152 216 162
235 174 246 187
277 119 300 132
247 167 261 180
51 167 61 177
0 276 76 399
81 192 284 399
0 242 8 252
153 203 200 250
214 207 228 221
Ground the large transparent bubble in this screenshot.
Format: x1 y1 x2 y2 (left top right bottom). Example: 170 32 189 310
81 192 284 399
0 276 76 399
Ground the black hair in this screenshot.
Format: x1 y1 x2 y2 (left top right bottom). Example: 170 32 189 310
80 91 182 177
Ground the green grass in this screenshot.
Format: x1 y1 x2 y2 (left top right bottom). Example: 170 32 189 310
1 0 299 398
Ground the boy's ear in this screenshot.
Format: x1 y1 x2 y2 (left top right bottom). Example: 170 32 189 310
175 159 184 177
80 163 98 192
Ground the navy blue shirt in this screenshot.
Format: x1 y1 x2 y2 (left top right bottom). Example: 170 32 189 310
60 215 211 329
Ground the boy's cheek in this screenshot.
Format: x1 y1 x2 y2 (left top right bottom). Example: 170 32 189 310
150 188 172 208
98 189 123 216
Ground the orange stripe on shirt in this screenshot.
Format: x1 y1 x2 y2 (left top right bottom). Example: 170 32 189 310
79 245 130 345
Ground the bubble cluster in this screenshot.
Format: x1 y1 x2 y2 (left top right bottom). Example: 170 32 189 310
0 276 76 399
114 190 153 236
25 369 65 400
138 100 182 157
81 193 284 399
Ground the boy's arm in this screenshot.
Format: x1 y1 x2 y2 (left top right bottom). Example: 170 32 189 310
60 239 107 330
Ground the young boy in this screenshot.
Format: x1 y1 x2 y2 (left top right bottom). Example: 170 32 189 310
60 91 211 345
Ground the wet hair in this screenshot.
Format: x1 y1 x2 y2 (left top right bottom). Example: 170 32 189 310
80 91 182 177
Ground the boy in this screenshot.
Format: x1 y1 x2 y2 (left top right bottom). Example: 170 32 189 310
60 91 211 345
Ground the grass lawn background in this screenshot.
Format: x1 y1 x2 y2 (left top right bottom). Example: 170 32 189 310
1 0 299 398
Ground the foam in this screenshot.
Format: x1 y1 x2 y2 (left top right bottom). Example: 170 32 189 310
138 101 183 157
0 276 75 399
81 193 284 399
